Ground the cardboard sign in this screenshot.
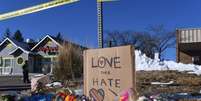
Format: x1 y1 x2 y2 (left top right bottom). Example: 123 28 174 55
84 45 136 101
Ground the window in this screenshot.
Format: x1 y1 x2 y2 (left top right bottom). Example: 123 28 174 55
42 58 51 74
4 59 11 67
193 56 200 62
192 56 201 65
0 57 3 67
43 58 51 63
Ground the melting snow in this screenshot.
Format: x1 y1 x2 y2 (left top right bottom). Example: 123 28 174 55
135 50 201 75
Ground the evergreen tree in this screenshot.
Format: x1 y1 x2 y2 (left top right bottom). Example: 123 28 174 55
13 30 24 42
56 32 63 41
4 28 11 39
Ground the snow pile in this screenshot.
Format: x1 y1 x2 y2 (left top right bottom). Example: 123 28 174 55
46 82 63 88
137 96 150 101
135 50 201 75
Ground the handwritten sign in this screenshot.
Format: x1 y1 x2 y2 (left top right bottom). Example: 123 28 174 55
84 45 136 101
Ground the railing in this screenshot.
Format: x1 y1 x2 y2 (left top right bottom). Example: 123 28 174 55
0 67 13 75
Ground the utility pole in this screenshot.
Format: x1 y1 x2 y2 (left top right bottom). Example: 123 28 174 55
97 2 103 48
97 0 117 48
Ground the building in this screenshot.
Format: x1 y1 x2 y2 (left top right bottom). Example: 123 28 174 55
176 28 201 65
0 35 85 75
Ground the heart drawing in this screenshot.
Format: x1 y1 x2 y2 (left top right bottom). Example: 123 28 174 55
89 88 105 101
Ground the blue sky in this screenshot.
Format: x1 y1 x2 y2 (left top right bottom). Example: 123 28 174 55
1 0 201 60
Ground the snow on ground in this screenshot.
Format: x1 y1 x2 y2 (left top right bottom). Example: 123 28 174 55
135 50 201 75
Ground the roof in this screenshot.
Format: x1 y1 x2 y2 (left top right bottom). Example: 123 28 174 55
9 48 24 55
9 38 30 51
0 38 30 54
31 35 87 51
31 35 62 51
0 35 87 54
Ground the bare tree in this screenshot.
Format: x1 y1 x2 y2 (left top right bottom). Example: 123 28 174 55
104 25 176 59
104 31 157 58
135 32 157 58
104 31 138 47
4 28 11 39
148 25 176 59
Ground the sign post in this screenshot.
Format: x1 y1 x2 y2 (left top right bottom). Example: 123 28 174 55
84 45 136 101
